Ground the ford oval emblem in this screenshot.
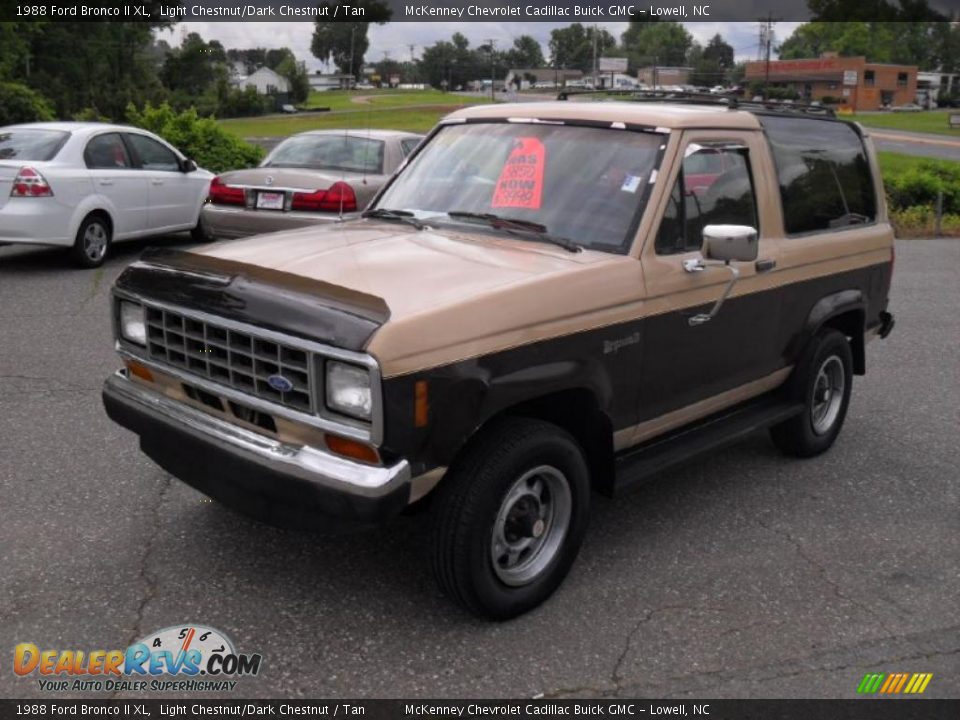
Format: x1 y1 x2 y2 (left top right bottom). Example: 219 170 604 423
265 176 274 186
267 374 294 393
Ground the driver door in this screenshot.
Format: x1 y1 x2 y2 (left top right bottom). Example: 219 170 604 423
637 130 783 426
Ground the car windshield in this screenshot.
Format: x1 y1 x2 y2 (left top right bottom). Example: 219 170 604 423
263 135 385 174
0 129 69 161
373 122 664 253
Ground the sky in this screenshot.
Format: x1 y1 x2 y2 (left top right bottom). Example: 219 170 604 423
160 21 802 71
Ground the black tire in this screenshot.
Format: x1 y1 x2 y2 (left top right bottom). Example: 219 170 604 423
770 328 853 458
191 215 211 242
72 214 111 268
431 417 591 620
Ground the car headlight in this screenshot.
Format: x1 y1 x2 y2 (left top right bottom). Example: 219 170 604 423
325 361 372 420
119 301 146 346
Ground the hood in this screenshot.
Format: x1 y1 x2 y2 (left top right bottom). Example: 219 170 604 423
193 220 644 376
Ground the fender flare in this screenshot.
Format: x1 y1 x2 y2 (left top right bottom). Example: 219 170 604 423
69 196 117 242
797 289 867 374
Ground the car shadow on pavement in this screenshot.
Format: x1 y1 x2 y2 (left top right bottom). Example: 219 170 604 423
146 432 783 626
0 234 202 273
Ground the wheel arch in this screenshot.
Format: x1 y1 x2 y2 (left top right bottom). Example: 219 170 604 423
799 289 867 376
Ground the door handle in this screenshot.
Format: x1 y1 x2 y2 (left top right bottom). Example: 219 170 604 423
755 258 777 273
151 180 164 186
98 180 114 186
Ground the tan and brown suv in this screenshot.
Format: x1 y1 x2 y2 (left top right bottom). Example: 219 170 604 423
102 97 895 619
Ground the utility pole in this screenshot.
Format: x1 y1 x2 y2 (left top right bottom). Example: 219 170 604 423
408 44 416 63
486 38 496 100
763 14 775 100
592 25 598 88
348 25 356 90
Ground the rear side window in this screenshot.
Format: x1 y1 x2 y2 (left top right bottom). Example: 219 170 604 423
760 116 876 235
125 133 179 171
0 130 69 161
400 138 421 157
84 134 132 169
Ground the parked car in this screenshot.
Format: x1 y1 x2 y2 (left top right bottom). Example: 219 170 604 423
280 104 299 114
103 99 894 619
201 129 424 239
891 103 924 112
0 122 212 267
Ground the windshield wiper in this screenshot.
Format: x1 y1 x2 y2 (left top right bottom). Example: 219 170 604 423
445 211 581 253
362 207 426 230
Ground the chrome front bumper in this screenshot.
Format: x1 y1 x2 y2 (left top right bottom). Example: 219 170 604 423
102 370 411 530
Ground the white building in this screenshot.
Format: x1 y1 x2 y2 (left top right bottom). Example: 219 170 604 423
232 67 290 95
917 71 960 108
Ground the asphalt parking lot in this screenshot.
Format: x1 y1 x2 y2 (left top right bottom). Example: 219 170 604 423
0 237 957 700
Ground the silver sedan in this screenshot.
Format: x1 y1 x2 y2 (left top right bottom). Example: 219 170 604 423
201 129 423 239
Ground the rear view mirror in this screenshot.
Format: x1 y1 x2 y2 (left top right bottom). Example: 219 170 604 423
703 224 758 263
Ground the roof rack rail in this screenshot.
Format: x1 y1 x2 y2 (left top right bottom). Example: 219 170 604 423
556 89 837 118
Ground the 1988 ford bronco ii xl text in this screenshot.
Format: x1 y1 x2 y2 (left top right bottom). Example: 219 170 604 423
103 97 895 618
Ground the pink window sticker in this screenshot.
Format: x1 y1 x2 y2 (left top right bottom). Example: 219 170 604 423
491 137 545 210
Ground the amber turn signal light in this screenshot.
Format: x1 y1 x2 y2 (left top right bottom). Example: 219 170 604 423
325 434 380 464
126 360 154 383
414 380 429 428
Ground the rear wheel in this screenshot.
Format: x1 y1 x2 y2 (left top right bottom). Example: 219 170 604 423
771 328 853 457
431 417 591 620
72 214 111 268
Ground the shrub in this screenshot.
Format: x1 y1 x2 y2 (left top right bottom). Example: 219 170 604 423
890 205 960 237
125 102 263 173
0 82 54 125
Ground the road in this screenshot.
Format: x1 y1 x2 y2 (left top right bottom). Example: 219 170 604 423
0 238 958 699
869 128 960 162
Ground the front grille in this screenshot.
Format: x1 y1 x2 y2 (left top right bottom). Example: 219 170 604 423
144 306 313 413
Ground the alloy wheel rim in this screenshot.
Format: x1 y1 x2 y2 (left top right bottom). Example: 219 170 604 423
490 464 572 587
83 223 108 262
811 355 845 435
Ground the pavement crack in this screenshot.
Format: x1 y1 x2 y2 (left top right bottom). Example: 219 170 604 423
754 516 903 638
124 476 171 649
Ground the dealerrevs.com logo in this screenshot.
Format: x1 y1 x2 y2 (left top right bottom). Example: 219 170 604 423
14 624 262 693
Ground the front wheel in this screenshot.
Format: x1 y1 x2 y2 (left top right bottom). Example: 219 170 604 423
771 328 853 457
431 417 591 620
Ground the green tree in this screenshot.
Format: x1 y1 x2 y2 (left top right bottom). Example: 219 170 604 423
505 35 546 69
549 24 616 72
311 0 391 79
161 32 228 98
702 34 734 70
621 21 693 69
11 16 174 119
274 55 310 103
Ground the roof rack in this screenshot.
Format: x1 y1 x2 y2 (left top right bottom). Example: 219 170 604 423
555 89 837 118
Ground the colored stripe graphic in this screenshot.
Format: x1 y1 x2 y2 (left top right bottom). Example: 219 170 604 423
857 672 932 694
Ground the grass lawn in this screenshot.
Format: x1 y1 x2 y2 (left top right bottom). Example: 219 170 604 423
219 90 490 138
850 110 960 137
877 151 960 176
219 108 462 137
302 89 490 111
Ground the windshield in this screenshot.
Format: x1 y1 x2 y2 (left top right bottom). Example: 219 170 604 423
263 135 384 174
0 129 69 161
374 122 664 253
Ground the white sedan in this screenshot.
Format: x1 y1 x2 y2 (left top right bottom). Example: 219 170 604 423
0 122 213 267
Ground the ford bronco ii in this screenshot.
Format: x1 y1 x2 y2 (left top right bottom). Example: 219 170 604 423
103 97 895 619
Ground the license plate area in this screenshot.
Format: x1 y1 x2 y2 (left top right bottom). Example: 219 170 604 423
256 191 285 211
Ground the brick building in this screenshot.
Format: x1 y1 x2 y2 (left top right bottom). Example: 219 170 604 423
744 54 918 111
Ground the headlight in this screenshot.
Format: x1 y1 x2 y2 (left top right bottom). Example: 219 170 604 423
325 361 372 420
119 301 146 346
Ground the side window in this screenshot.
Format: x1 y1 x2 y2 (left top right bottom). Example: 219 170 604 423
760 116 877 235
126 134 180 172
656 143 759 255
84 133 131 169
400 138 420 157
